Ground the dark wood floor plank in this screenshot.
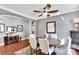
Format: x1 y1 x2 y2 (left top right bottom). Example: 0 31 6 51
0 39 30 55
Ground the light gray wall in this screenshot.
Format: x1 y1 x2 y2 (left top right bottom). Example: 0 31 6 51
0 15 32 44
36 10 79 40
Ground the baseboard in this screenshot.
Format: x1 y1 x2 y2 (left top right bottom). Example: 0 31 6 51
0 43 4 45
22 37 29 40
25 37 29 39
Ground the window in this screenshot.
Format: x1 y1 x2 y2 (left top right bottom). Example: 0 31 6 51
0 23 5 33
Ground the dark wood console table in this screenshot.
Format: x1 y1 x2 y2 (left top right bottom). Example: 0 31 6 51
4 35 19 45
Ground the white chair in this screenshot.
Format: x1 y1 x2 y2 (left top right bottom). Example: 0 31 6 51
54 37 72 55
29 34 37 54
38 38 54 55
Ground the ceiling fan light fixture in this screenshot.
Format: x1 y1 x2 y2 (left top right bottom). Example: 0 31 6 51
46 4 51 9
43 12 47 16
33 4 59 17
47 14 50 17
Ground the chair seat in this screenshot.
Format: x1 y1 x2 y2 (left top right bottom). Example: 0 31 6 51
49 46 54 55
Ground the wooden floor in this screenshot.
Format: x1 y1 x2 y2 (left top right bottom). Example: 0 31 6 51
0 39 79 55
0 39 30 55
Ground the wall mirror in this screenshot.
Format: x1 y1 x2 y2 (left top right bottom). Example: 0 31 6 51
6 26 17 33
17 25 23 32
0 23 5 33
46 21 56 33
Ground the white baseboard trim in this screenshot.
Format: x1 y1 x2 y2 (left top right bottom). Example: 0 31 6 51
0 43 4 45
25 37 29 39
22 37 29 40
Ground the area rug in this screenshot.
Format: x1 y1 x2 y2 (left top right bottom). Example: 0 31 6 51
14 46 31 55
70 49 77 55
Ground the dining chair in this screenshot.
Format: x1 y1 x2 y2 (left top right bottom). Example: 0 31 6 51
29 34 40 55
38 38 54 55
54 37 72 55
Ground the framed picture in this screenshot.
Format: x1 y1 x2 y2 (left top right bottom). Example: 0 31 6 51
6 26 17 33
0 23 5 33
17 25 23 32
46 21 56 33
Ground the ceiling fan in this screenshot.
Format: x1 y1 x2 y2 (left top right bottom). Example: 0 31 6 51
33 4 59 17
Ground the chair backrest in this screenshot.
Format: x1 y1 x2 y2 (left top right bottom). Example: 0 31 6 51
61 37 71 48
60 38 66 46
38 38 49 54
60 37 72 54
29 34 37 49
64 37 72 54
67 37 72 52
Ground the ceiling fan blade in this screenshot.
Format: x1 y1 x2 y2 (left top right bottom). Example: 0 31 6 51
33 10 42 13
38 14 43 17
47 10 59 13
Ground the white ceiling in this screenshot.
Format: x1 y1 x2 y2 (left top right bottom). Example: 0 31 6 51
0 4 79 20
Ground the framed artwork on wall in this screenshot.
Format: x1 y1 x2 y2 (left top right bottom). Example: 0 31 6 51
46 21 56 33
6 26 17 33
17 25 23 32
0 23 5 33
